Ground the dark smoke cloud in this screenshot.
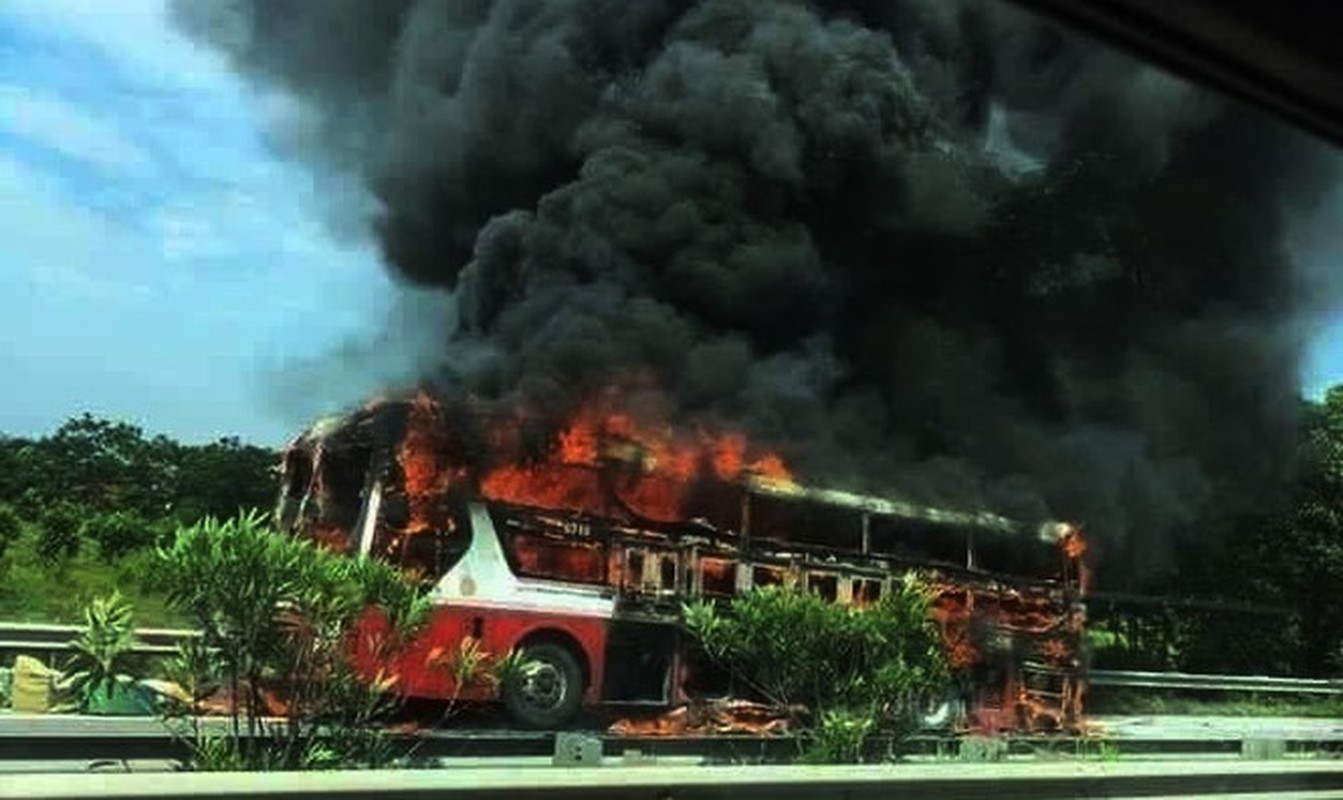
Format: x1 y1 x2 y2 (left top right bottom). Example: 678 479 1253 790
174 0 1338 585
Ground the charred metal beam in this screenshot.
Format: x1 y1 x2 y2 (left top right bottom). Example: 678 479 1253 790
743 477 1064 539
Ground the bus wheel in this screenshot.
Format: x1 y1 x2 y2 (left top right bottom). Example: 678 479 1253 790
502 642 584 729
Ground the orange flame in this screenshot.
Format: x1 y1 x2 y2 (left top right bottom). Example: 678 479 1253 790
1055 523 1090 594
381 389 1085 734
399 392 455 534
1062 528 1086 560
479 396 793 521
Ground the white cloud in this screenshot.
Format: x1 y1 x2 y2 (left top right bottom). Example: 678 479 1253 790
0 0 398 443
153 200 230 262
0 85 155 175
0 154 155 302
0 0 235 92
150 189 309 265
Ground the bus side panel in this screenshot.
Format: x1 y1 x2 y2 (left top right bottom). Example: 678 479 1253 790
353 604 609 704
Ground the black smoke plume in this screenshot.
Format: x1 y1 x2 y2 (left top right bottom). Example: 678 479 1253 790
174 0 1338 585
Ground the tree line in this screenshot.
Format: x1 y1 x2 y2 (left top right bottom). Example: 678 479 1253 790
0 414 278 622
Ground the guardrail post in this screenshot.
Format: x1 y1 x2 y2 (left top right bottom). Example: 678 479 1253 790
1241 739 1286 760
958 735 1006 762
553 732 603 766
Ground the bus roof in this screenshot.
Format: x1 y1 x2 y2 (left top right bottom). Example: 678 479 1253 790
743 475 1069 542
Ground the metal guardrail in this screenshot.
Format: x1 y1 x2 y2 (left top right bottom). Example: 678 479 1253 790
4 761 1343 799
1089 669 1343 695
5 621 1341 696
0 623 200 663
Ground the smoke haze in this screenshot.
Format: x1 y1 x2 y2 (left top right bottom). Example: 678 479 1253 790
173 0 1339 583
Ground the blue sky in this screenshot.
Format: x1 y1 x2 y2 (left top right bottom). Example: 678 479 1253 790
0 0 434 447
0 2 1339 448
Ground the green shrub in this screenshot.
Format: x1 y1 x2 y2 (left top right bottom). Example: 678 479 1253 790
684 574 950 762
60 591 138 712
798 708 879 764
156 511 432 771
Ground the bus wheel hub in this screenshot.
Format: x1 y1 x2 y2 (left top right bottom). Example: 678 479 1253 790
521 663 566 709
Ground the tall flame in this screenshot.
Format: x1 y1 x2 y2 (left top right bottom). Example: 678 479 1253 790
398 392 454 534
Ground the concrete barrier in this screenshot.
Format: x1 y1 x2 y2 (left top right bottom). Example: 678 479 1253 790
4 761 1343 800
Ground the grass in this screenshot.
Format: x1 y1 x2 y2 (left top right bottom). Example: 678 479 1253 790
0 527 186 628
1089 688 1343 718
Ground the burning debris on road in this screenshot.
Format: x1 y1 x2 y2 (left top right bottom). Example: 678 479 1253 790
608 699 795 737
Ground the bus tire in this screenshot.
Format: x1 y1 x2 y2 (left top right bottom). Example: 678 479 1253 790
502 642 584 729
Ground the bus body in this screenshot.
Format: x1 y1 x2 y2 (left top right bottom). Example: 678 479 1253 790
278 399 1087 733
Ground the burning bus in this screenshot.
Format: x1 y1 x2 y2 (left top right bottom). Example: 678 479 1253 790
276 392 1087 733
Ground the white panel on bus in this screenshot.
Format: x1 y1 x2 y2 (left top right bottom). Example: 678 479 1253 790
357 480 382 557
430 503 616 620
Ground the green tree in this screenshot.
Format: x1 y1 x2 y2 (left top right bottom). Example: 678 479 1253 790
1 415 279 529
42 415 174 516
81 509 168 560
169 437 277 521
1283 386 1343 673
37 501 85 564
0 417 282 628
0 436 35 507
0 503 22 561
1187 386 1343 676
